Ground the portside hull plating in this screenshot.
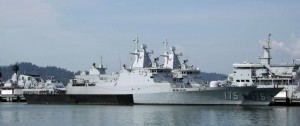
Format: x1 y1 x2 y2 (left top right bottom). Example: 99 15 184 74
24 94 134 105
24 86 255 105
241 88 283 106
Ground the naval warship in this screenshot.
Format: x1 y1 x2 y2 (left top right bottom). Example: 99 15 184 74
31 37 254 105
0 64 66 102
160 40 283 106
226 34 299 105
23 63 133 105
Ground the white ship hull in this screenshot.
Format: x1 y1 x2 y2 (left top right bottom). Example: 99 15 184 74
134 87 255 105
66 84 256 105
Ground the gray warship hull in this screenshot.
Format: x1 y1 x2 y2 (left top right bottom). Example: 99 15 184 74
133 87 256 105
65 83 256 105
24 87 255 105
24 94 134 105
241 88 283 106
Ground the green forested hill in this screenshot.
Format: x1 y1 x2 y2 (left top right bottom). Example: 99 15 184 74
0 62 229 84
201 72 227 82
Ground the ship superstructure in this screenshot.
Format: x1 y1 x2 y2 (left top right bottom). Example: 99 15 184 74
160 40 202 86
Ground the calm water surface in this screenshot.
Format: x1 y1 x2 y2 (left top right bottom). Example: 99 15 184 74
0 103 299 126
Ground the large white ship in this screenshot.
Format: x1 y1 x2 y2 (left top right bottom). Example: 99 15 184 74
226 34 299 105
160 40 282 106
63 37 255 105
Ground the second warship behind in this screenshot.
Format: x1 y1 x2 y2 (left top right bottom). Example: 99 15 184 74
226 34 300 105
1 69 66 102
24 37 256 105
161 40 282 106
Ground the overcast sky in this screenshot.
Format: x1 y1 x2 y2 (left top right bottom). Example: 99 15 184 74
0 0 300 74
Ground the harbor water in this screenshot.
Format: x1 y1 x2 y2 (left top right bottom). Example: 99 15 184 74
0 103 300 126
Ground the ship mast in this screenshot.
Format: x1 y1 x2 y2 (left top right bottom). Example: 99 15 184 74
260 34 272 65
160 39 182 69
100 56 104 68
130 36 153 68
130 36 140 67
134 36 139 53
98 56 107 74
163 39 168 55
